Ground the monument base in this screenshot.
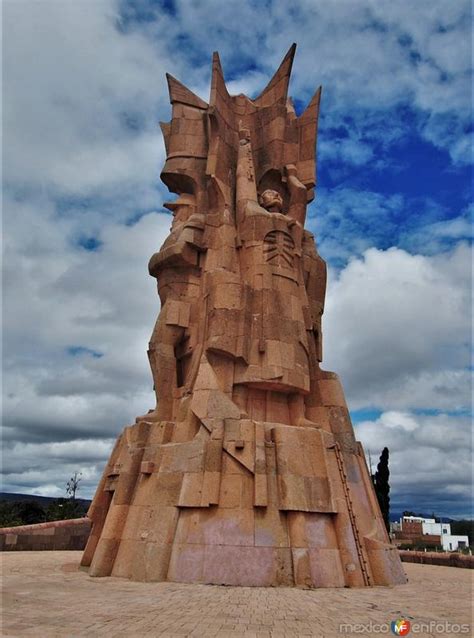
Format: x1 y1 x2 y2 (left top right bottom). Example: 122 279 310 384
81 372 406 587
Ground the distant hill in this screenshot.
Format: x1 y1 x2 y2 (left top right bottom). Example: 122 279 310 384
0 492 91 507
0 492 92 528
390 511 457 523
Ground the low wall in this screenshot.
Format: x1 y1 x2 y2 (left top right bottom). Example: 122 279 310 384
0 517 91 551
399 549 473 569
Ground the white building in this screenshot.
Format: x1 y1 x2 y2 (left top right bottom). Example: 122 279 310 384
400 516 469 551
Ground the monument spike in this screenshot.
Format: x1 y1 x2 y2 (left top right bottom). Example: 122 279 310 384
165 72 208 110
209 50 230 105
294 86 322 188
159 121 171 155
297 84 322 123
253 43 297 107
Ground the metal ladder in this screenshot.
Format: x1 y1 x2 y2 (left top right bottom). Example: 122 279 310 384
333 442 371 586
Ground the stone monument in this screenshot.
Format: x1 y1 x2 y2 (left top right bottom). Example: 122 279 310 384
81 45 406 587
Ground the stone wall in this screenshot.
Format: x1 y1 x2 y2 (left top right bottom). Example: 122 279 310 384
0 517 91 551
399 550 473 569
393 533 441 546
398 520 423 538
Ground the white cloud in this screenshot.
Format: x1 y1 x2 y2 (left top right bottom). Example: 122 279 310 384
309 187 406 264
3 0 170 203
323 243 471 411
422 115 473 167
3 194 171 453
374 411 419 432
357 410 472 516
1 439 116 498
4 194 171 359
423 213 473 241
400 206 473 255
319 137 375 168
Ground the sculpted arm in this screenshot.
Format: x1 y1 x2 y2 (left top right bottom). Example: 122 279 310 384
285 164 308 226
236 128 261 226
148 213 206 278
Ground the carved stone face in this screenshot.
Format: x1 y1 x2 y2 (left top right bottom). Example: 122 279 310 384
259 189 284 214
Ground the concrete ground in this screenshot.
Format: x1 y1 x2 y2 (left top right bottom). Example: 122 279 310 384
1 552 472 637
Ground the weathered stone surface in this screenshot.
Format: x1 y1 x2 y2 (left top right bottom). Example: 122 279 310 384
81 45 406 587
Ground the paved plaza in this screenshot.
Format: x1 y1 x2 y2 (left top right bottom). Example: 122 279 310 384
1 551 472 637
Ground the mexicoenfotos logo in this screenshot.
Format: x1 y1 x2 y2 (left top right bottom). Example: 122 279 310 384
338 619 470 634
391 619 411 636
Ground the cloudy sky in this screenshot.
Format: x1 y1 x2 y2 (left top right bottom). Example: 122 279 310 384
3 0 472 518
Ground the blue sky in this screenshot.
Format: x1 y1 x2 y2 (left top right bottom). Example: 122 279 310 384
2 0 472 518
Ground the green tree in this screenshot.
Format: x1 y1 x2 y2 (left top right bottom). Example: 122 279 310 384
16 500 46 524
45 497 84 521
451 520 473 546
0 501 22 527
0 500 46 526
373 447 390 533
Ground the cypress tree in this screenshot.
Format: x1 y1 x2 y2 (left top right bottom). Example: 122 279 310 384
374 447 390 533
